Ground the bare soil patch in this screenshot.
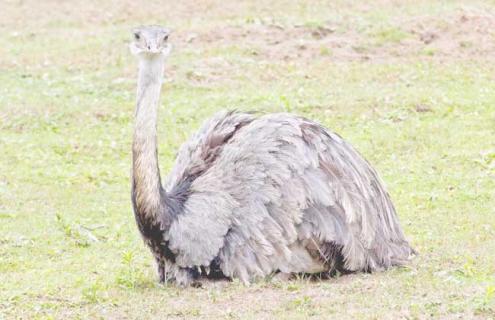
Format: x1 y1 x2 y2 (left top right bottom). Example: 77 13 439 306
173 8 495 64
404 9 495 59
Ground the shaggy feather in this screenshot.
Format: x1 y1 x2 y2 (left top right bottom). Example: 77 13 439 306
155 111 415 285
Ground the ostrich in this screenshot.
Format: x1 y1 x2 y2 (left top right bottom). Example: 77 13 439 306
130 25 415 287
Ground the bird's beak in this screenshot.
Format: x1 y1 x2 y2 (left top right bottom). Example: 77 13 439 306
149 43 161 54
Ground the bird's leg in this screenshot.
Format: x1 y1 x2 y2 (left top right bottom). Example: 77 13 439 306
156 257 165 283
175 266 202 288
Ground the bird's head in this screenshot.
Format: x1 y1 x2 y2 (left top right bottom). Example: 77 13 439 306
130 25 171 60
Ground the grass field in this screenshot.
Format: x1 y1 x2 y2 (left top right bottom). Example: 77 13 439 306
1 0 494 319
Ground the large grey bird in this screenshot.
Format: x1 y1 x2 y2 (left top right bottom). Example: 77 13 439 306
130 25 415 287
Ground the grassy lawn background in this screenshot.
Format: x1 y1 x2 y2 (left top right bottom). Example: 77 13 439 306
0 0 494 318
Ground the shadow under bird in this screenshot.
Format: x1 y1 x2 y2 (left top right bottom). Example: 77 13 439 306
129 25 415 287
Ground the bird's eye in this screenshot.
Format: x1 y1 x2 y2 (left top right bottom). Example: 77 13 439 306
163 35 169 42
134 32 140 40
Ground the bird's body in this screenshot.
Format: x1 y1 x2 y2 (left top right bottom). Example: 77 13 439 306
130 26 414 287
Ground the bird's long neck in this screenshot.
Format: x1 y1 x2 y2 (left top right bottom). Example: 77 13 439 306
132 56 166 219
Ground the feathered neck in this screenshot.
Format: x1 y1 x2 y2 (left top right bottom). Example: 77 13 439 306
132 56 166 219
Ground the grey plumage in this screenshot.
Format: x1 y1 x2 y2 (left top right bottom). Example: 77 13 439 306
130 26 415 287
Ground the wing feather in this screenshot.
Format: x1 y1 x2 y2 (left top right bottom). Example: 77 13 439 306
164 111 414 281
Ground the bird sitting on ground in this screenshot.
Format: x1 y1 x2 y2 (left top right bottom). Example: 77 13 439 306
129 25 415 287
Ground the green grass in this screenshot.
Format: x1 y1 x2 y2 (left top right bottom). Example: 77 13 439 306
1 0 494 319
369 26 411 45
